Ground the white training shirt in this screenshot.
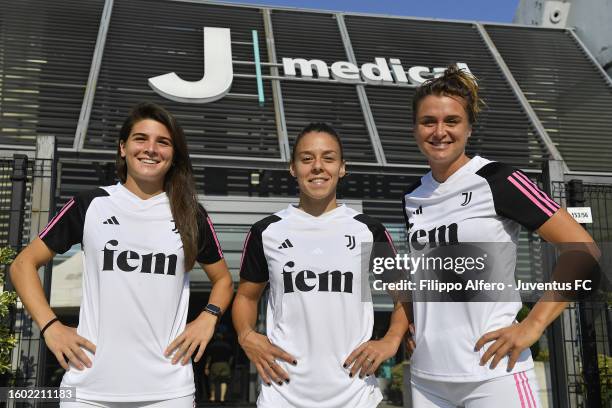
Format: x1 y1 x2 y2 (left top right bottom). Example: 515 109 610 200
240 204 396 408
39 183 223 401
403 156 560 382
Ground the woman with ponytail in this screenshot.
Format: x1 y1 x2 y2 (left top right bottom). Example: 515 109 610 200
10 102 233 407
403 66 597 407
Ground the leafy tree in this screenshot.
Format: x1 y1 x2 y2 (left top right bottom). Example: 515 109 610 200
0 247 18 374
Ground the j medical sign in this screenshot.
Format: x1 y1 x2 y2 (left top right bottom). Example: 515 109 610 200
148 27 472 104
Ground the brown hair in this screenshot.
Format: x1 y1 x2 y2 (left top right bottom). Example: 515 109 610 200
412 64 484 125
116 102 201 271
291 122 344 162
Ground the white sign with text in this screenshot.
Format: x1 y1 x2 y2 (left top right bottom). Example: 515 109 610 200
567 207 593 224
148 27 472 103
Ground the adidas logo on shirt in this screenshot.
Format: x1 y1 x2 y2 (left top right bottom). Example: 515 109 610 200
413 206 423 215
103 216 120 225
278 239 293 249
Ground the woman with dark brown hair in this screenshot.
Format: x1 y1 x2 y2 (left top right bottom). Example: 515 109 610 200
10 102 233 407
233 123 409 408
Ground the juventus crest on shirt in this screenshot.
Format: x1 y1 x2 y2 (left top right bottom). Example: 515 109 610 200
39 183 223 401
403 156 559 382
240 204 396 408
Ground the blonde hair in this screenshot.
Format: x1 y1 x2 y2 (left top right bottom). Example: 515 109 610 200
412 64 484 124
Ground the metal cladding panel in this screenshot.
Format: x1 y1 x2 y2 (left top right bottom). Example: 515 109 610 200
0 0 104 148
0 159 21 247
279 81 377 162
344 16 549 169
271 11 377 163
85 0 280 159
56 160 415 212
486 25 612 173
0 157 37 249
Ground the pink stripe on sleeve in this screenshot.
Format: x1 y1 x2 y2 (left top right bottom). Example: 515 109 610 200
39 198 75 239
513 171 560 212
239 231 252 272
514 373 527 408
516 172 561 210
384 230 397 255
206 216 223 259
508 176 554 217
521 371 538 408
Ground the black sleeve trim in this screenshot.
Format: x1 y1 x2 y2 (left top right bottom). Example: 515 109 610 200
402 179 422 232
196 204 224 264
39 188 109 254
354 214 395 249
354 214 401 294
401 194 410 232
476 162 560 231
404 179 423 195
354 213 397 259
239 215 282 283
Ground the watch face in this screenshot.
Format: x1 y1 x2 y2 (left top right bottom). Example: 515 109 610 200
206 304 221 315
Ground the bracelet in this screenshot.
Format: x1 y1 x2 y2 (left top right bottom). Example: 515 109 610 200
41 317 59 336
238 328 254 344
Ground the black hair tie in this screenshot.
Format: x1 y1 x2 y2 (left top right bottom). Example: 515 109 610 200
41 317 60 336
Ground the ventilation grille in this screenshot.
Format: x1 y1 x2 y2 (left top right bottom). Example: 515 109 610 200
345 16 549 169
0 0 104 148
85 0 280 159
486 25 612 172
271 11 377 163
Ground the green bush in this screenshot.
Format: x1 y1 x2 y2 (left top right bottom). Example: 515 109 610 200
533 348 550 362
386 361 405 405
389 362 404 393
575 353 612 404
0 247 18 375
598 354 612 404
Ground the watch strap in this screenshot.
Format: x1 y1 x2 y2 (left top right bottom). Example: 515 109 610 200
203 303 222 317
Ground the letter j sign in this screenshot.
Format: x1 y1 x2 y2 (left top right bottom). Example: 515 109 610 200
148 27 233 103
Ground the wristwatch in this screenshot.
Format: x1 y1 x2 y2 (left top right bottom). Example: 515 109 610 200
203 303 222 318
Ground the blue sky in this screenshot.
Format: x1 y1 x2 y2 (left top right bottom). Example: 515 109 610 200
217 0 520 23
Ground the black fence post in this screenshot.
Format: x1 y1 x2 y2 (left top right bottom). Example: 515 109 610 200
567 179 602 408
541 160 570 408
34 143 58 399
6 155 29 287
